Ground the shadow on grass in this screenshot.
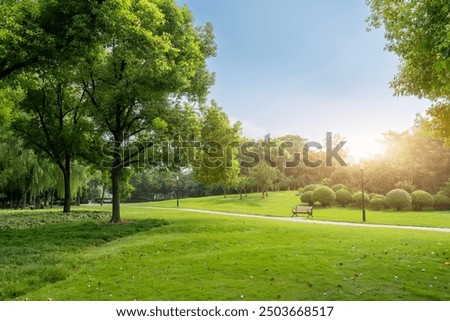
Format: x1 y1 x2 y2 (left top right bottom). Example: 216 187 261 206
0 211 167 300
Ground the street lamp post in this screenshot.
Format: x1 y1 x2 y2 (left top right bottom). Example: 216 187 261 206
176 175 179 208
360 163 366 222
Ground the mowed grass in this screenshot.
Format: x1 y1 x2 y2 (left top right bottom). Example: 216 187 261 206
143 191 450 228
0 209 167 300
5 206 449 301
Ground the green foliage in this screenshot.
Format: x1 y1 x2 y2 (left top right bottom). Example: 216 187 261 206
331 183 345 192
77 0 217 222
369 196 385 211
248 161 279 199
335 189 353 207
194 104 241 196
300 191 314 206
352 191 369 208
367 0 450 144
302 184 318 192
411 190 434 211
433 194 450 211
312 186 336 207
385 189 412 211
0 0 106 80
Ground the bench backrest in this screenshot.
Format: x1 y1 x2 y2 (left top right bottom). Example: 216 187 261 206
295 206 313 212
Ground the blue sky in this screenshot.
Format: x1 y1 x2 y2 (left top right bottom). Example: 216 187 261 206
177 0 431 162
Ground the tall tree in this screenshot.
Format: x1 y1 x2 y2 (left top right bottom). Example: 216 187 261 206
194 103 241 197
366 0 450 144
82 0 216 222
12 68 93 213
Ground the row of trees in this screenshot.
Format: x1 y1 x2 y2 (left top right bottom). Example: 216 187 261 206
0 0 217 222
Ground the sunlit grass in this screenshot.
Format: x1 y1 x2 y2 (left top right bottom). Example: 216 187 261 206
19 207 450 301
133 191 450 228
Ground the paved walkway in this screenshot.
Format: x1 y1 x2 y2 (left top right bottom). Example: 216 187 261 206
137 206 450 233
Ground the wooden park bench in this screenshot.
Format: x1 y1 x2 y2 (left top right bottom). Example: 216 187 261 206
291 205 313 218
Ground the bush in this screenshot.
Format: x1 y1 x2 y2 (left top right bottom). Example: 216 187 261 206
433 194 450 211
369 197 385 211
352 191 369 208
300 191 314 206
312 186 336 207
437 190 450 198
335 189 353 207
331 184 345 192
302 184 318 192
411 190 434 211
385 189 412 211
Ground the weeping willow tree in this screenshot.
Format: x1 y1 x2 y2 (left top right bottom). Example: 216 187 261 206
0 138 58 208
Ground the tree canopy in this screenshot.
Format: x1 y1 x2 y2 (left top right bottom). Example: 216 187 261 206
366 0 450 144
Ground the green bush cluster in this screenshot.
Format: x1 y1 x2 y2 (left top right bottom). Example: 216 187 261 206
312 186 336 207
369 196 386 211
298 182 450 212
433 194 450 211
385 189 412 211
302 184 319 192
353 191 369 208
331 184 345 192
300 191 314 206
335 189 353 207
411 190 434 211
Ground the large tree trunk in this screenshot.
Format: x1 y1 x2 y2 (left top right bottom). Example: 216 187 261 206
62 156 71 213
110 165 121 223
110 138 122 223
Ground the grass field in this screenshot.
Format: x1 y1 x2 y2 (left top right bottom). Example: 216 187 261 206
1 201 449 301
144 191 450 228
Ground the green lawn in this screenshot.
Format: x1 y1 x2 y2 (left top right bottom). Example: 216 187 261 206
1 205 449 301
139 191 450 228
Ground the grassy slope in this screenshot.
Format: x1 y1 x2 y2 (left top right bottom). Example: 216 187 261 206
137 191 450 228
16 206 450 301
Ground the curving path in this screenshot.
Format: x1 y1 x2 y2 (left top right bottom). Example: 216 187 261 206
136 206 450 233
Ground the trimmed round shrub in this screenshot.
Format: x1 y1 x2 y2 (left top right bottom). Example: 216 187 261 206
300 191 314 206
437 190 450 198
369 193 381 200
411 190 434 211
302 184 319 192
433 194 450 211
335 189 353 207
385 189 412 211
369 196 385 211
352 191 369 208
312 186 336 207
331 184 345 192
